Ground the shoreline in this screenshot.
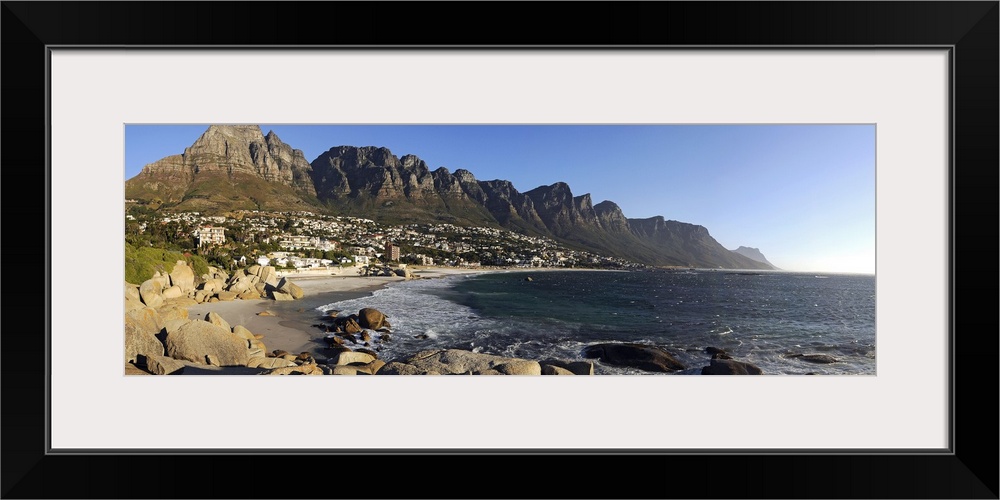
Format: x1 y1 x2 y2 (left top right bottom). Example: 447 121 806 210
180 265 619 360
181 266 497 359
129 265 863 375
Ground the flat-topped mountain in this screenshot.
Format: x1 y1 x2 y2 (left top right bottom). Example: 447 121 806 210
126 125 773 270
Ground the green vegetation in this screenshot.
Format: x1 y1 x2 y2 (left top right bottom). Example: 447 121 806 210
125 243 209 284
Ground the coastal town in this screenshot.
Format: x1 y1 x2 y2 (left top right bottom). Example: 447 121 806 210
125 204 645 273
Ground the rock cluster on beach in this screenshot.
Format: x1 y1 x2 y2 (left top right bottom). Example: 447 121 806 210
124 268 591 375
359 265 417 278
126 262 304 310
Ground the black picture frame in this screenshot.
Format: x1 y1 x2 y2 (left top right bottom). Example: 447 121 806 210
3 2 996 498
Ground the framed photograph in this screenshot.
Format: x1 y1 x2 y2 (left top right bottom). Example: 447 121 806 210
5 2 996 498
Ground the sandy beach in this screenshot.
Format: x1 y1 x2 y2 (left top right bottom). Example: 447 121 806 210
133 264 632 375
181 266 494 361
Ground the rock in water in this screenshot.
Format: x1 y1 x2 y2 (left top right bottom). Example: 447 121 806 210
342 317 362 334
701 358 764 375
358 308 390 330
788 354 839 364
581 343 686 373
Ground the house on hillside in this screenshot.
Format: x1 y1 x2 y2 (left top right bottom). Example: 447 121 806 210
194 226 225 247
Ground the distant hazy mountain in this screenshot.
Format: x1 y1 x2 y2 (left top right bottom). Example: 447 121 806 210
731 246 778 269
126 125 774 270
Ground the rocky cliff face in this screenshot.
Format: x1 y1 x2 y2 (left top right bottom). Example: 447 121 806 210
593 201 632 234
125 125 318 211
126 126 774 270
309 145 497 225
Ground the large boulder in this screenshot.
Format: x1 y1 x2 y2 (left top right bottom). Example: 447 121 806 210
375 362 422 375
259 266 278 286
357 308 390 330
165 297 198 308
226 275 252 295
158 304 190 323
165 320 250 366
266 365 324 375
124 294 146 312
403 349 539 375
270 290 294 301
207 266 229 282
494 361 542 375
539 359 594 375
332 351 376 366
582 343 686 373
542 365 575 375
341 317 362 334
138 278 164 309
701 358 764 375
125 363 151 375
276 278 305 299
161 285 183 300
150 271 171 290
205 311 231 331
200 278 226 293
357 360 386 375
232 325 255 341
125 282 141 302
145 354 185 375
248 357 297 369
125 307 165 363
162 318 192 336
216 291 238 301
393 268 413 279
331 366 362 375
169 260 196 294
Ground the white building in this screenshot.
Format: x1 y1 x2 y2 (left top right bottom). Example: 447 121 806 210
195 226 225 247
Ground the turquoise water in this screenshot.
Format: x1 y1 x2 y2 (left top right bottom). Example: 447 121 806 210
319 269 876 375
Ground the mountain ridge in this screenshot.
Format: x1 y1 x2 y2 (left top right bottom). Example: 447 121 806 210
125 125 773 270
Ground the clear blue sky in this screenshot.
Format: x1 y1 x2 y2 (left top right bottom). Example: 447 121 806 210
125 124 876 274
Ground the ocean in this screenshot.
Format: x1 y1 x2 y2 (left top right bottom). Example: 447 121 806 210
317 269 876 375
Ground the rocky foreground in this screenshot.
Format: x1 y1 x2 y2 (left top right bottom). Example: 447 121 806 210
125 260 772 375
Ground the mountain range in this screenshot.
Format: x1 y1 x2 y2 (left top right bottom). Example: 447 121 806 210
125 125 774 270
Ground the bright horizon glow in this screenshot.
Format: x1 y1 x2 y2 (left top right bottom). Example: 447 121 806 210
125 124 876 274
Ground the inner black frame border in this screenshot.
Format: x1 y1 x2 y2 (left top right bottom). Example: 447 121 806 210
3 2 996 499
